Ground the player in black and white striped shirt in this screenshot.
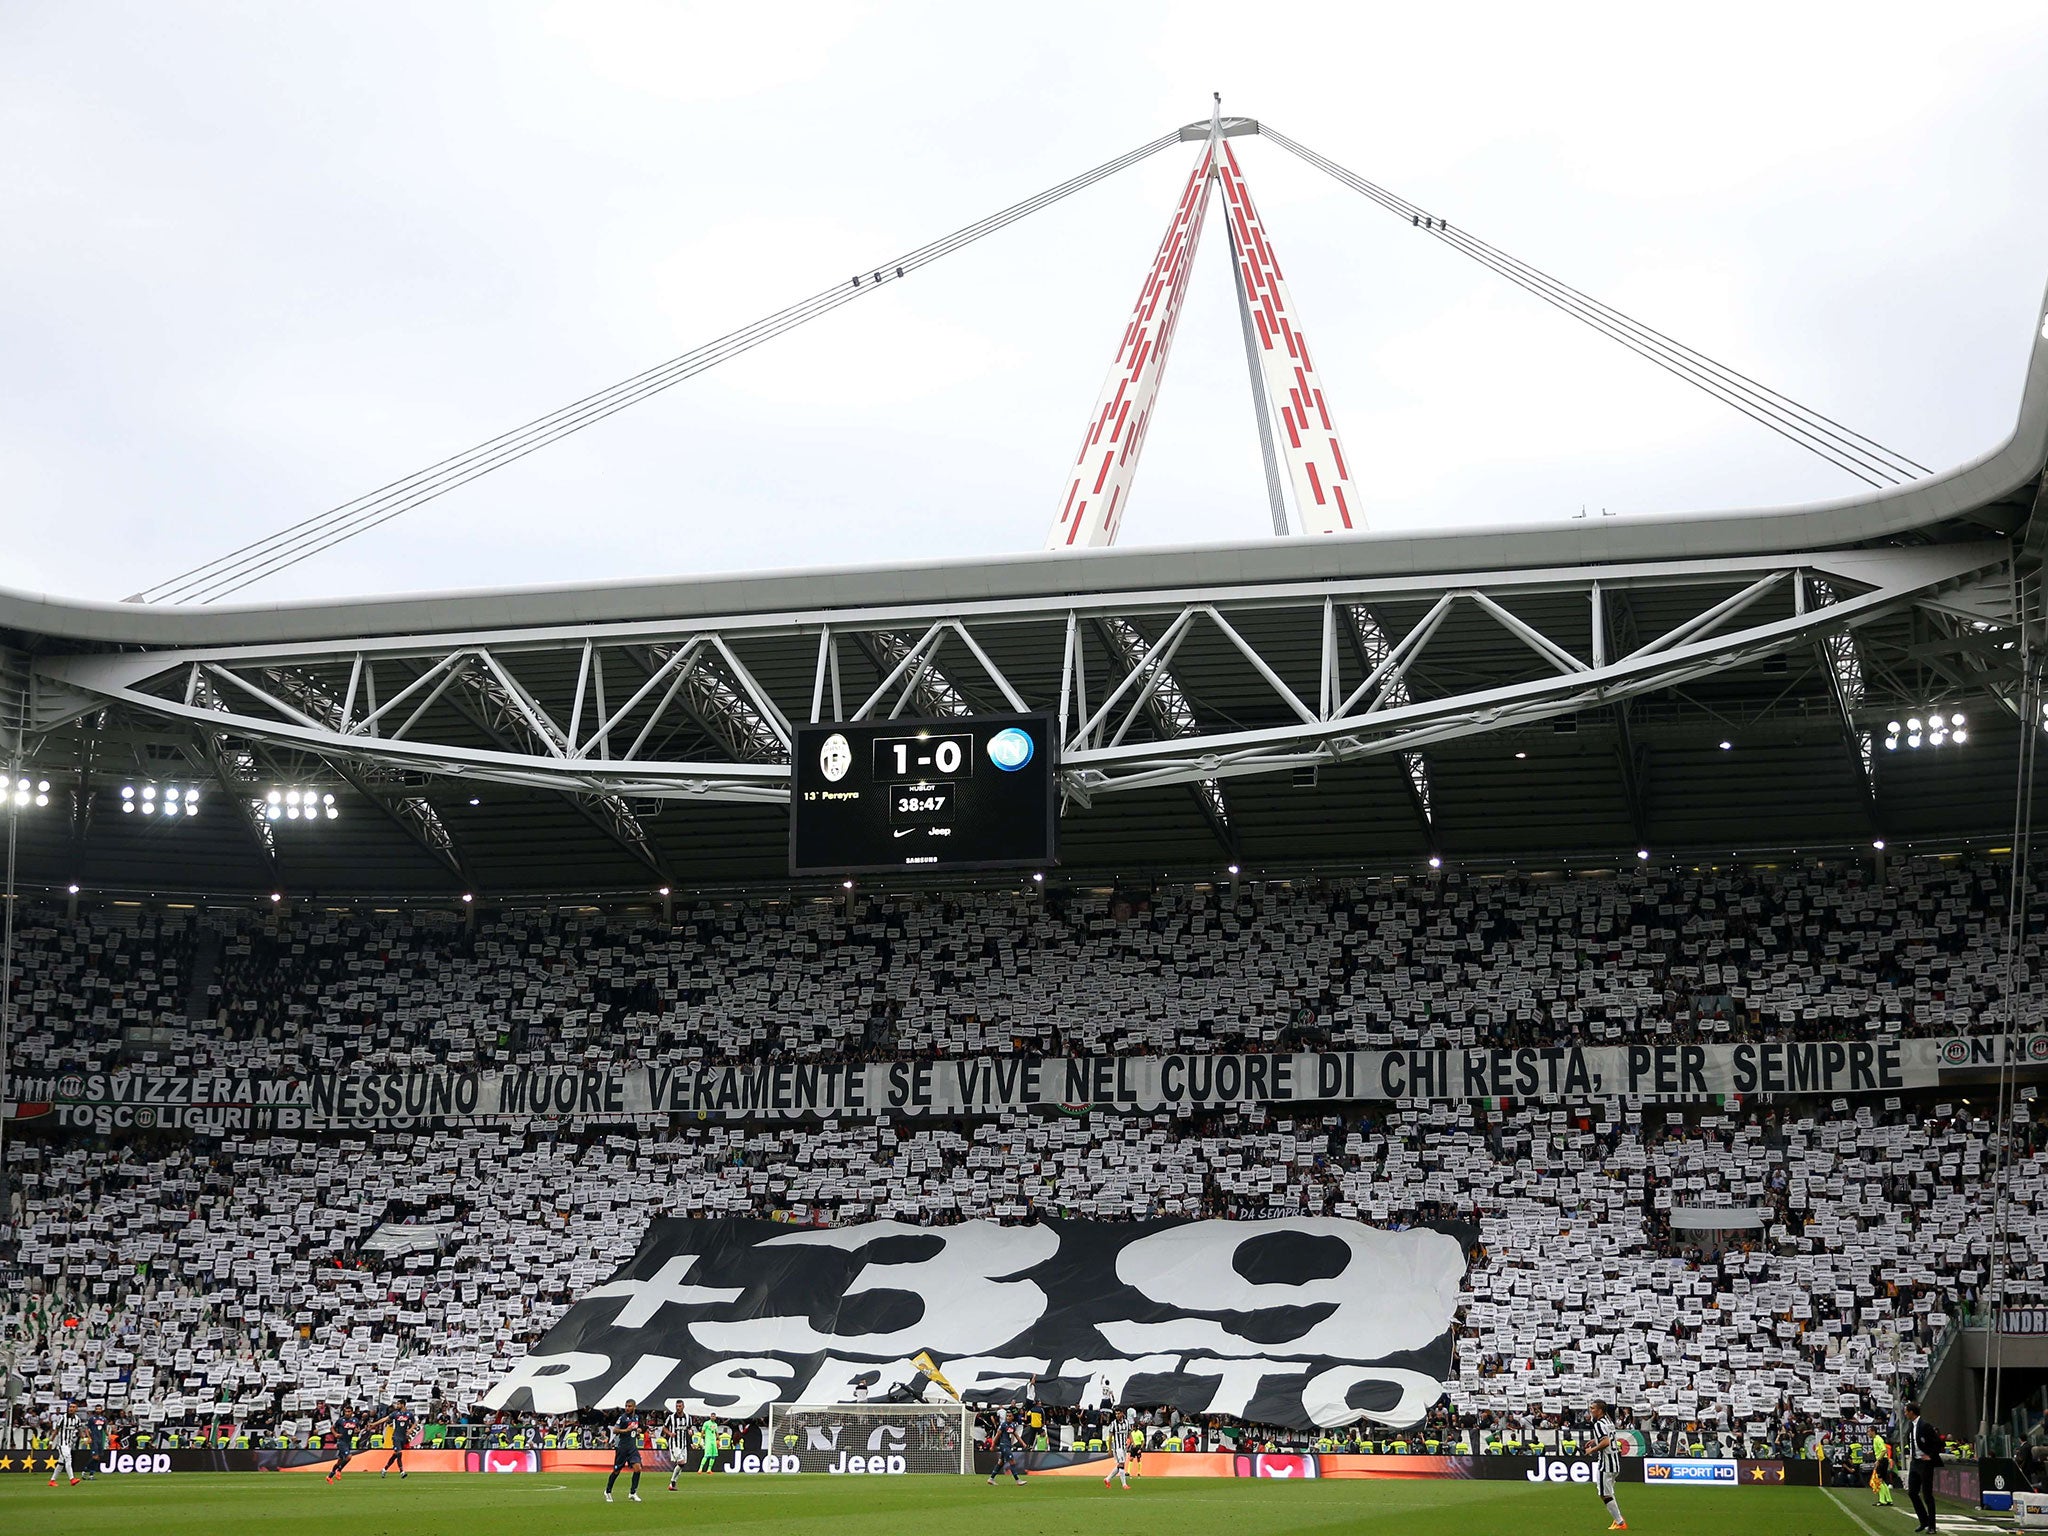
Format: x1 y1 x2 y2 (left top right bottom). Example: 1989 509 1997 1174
665 1403 689 1492
1584 1400 1627 1530
48 1401 83 1488
1101 1414 1131 1491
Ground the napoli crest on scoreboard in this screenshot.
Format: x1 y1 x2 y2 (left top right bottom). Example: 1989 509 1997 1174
986 727 1034 771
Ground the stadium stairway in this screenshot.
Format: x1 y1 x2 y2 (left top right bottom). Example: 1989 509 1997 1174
183 929 221 1023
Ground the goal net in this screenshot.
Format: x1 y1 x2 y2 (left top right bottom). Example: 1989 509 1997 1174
764 1401 973 1475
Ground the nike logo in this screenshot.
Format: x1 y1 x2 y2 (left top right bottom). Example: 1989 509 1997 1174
894 828 918 838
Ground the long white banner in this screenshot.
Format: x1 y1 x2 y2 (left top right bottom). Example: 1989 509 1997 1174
8 1033 2042 1132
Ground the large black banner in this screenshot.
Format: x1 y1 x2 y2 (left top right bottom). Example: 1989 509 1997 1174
484 1216 1472 1432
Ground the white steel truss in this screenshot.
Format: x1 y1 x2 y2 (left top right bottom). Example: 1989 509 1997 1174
250 664 469 881
1808 576 1879 805
27 543 2007 811
1345 605 1434 832
1097 615 1235 851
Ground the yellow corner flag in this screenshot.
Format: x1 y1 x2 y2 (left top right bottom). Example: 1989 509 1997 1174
912 1351 960 1401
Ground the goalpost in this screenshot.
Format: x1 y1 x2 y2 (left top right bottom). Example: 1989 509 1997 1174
764 1401 974 1475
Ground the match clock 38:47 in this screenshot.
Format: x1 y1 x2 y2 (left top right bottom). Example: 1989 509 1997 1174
790 714 1056 876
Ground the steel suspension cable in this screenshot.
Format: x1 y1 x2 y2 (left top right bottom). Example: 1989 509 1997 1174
137 131 1184 605
1260 126 1931 489
0 700 21 1279
1980 591 2039 1450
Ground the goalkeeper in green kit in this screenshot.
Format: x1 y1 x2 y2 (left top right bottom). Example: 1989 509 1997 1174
696 1416 721 1475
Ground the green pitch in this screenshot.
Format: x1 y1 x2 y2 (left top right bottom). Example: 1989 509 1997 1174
0 1470 1935 1536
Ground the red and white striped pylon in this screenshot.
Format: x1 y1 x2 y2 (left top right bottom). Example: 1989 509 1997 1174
1048 109 1361 549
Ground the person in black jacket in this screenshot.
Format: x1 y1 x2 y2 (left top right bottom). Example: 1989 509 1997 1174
1904 1402 1944 1533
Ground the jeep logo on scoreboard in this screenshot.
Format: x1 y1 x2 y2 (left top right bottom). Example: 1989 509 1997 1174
790 714 1057 876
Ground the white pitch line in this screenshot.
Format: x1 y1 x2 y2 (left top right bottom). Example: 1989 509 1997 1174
1823 1486 1894 1536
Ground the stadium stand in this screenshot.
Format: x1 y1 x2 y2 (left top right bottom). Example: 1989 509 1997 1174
2 857 2043 1456
1 855 2026 1082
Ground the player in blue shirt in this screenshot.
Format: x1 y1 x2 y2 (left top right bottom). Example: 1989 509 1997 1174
378 1398 417 1478
605 1400 646 1503
986 1416 1027 1484
325 1404 365 1484
85 1408 110 1479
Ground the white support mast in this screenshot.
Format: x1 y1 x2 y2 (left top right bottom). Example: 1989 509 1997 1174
1047 97 1363 549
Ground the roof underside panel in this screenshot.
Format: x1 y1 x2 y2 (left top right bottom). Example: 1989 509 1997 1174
2 265 2042 899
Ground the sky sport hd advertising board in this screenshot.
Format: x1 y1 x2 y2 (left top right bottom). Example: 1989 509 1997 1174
790 714 1056 876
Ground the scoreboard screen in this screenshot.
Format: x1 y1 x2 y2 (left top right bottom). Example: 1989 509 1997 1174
790 713 1057 876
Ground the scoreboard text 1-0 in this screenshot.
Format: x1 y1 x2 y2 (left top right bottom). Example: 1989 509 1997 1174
790 714 1057 876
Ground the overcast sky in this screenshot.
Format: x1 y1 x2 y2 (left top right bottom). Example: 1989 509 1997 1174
4 2 2047 606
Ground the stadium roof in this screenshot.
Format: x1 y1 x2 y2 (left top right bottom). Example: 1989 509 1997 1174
3 277 2046 903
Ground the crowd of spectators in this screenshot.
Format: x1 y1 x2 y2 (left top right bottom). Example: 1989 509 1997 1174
3 856 2030 1085
2 856 2042 1454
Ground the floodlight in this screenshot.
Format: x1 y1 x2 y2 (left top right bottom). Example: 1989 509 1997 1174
264 785 339 822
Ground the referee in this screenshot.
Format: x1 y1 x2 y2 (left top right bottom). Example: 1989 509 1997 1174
1904 1401 1943 1534
1869 1422 1895 1508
